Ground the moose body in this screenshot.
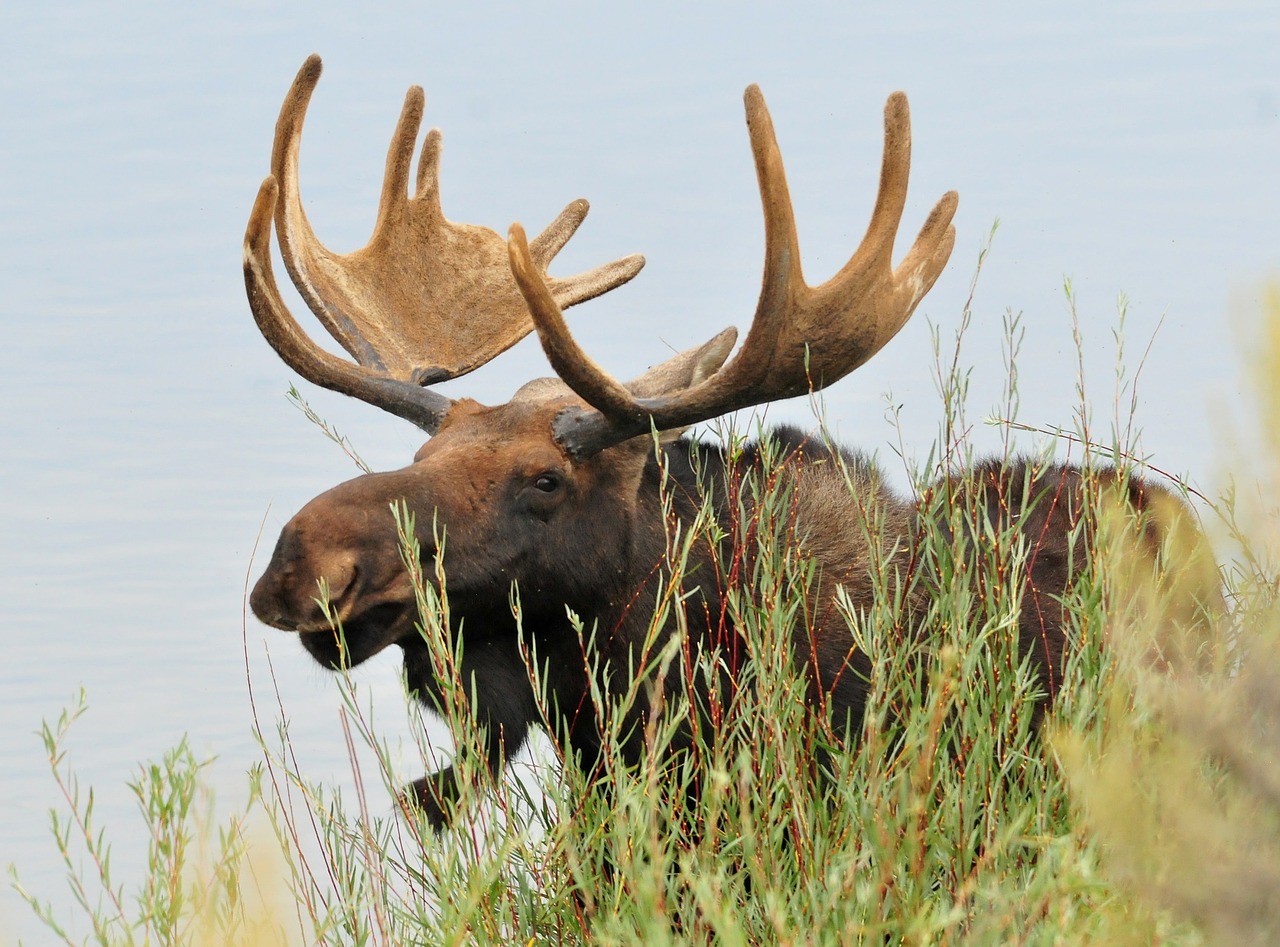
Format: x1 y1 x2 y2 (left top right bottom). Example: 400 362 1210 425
252 407 1158 827
243 57 1196 829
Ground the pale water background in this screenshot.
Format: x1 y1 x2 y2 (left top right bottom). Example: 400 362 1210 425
1 2 1277 941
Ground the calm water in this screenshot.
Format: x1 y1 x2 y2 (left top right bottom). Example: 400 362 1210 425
2 2 1277 939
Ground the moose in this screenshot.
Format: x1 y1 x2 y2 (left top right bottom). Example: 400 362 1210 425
245 56 1200 830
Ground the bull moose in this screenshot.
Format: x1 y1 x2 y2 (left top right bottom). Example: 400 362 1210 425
244 56 1198 830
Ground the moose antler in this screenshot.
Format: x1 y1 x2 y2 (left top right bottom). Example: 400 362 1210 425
509 85 958 458
243 54 645 432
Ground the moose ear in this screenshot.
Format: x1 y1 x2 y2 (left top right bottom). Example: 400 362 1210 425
624 328 737 399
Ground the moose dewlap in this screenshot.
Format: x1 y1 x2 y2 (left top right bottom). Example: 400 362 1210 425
244 55 1199 830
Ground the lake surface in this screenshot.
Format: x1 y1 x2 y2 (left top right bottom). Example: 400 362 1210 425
2 2 1277 940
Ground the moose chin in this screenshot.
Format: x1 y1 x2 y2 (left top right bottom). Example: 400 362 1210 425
244 55 1209 831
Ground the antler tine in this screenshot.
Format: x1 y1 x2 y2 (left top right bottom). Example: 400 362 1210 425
245 54 646 430
372 80 428 240
846 91 913 274
511 85 957 459
532 201 649 307
271 54 327 296
509 223 641 419
740 84 803 361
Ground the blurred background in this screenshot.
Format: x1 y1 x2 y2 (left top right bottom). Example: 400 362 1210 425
1 2 1276 939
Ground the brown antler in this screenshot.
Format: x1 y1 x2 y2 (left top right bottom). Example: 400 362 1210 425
509 85 958 458
243 54 645 432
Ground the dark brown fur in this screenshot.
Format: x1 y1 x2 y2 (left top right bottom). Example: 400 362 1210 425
251 383 1204 830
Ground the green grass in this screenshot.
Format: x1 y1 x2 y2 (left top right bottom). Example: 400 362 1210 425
10 282 1280 945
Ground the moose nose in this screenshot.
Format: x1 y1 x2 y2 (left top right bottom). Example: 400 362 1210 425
250 517 360 631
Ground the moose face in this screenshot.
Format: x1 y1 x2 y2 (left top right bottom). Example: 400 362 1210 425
249 393 654 669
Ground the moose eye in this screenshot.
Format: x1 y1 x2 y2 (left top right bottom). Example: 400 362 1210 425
533 473 561 493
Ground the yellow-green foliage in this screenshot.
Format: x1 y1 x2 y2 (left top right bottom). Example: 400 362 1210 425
1058 285 1280 946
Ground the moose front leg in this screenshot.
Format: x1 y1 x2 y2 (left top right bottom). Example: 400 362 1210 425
403 764 466 831
400 639 539 831
401 719 531 831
